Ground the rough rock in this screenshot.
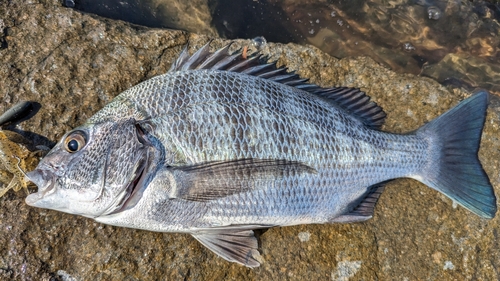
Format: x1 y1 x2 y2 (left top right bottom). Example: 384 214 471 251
74 0 217 37
0 1 499 280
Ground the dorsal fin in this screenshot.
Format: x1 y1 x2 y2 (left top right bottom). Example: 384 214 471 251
170 42 386 129
313 87 386 129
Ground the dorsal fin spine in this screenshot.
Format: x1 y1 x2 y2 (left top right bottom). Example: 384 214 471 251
170 42 387 129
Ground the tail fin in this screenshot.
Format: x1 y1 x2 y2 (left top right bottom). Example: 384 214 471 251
416 90 496 219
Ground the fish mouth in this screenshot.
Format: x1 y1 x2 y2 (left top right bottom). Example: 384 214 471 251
25 169 55 208
25 168 56 206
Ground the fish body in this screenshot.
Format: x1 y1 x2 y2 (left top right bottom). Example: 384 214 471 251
25 43 497 267
89 70 420 229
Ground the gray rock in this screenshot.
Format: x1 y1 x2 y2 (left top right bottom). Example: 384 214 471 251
0 1 499 280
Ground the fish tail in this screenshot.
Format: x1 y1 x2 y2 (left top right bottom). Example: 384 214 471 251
416 90 496 219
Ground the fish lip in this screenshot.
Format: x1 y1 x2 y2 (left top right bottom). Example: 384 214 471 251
25 168 56 206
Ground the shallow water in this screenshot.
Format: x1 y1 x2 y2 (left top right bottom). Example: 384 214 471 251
71 0 500 94
72 0 500 93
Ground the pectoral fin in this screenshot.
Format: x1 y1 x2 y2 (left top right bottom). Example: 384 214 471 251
192 230 261 267
170 158 316 201
330 183 386 223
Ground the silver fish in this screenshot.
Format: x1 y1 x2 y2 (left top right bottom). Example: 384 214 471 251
25 43 497 267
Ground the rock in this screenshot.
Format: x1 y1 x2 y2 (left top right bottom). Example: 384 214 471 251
422 52 500 94
74 0 217 37
0 0 499 280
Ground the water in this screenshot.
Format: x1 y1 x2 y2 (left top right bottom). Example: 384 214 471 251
71 0 500 95
427 6 442 20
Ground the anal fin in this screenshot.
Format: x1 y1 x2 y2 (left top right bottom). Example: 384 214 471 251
330 183 386 223
192 230 261 267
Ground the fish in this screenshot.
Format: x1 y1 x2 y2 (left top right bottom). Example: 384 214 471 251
25 43 497 267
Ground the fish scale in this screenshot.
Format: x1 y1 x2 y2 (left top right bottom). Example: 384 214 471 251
26 43 496 268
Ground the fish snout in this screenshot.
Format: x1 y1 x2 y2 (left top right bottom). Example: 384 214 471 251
25 169 56 206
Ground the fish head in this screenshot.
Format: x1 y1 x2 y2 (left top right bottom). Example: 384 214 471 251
25 118 151 218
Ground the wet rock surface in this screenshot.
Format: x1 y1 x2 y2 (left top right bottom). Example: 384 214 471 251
73 0 217 37
1 1 499 280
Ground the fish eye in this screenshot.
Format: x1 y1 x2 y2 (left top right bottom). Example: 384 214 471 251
64 131 87 153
